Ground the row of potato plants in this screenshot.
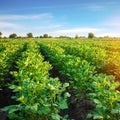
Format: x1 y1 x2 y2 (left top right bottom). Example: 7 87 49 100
0 42 6 53
61 42 120 80
0 41 27 88
103 51 120 81
39 41 120 120
43 39 120 82
2 41 70 120
78 40 120 81
58 42 106 70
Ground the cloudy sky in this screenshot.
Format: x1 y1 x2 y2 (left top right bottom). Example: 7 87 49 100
0 0 120 37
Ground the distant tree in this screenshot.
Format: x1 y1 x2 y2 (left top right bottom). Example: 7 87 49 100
17 36 22 38
49 36 53 38
43 34 49 38
80 36 86 38
59 35 71 38
35 36 39 38
40 36 43 38
0 32 2 38
3 36 7 39
9 33 17 38
88 32 94 38
104 36 109 38
27 32 33 38
59 36 65 38
75 34 79 39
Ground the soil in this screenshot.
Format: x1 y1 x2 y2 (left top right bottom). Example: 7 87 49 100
0 81 16 120
0 56 94 120
0 68 94 120
49 68 94 120
0 66 18 120
0 44 27 120
41 48 95 120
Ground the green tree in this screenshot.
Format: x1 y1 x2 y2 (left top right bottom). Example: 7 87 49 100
88 32 94 38
9 33 17 38
0 32 2 38
43 34 49 38
75 34 79 39
27 32 33 38
40 36 43 38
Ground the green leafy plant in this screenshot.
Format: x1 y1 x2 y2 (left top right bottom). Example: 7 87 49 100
2 41 70 120
39 40 120 120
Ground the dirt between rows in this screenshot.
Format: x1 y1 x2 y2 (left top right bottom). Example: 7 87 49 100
0 87 16 120
49 68 94 120
0 68 18 120
0 67 94 120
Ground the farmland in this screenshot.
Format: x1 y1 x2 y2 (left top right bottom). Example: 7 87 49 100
0 38 120 120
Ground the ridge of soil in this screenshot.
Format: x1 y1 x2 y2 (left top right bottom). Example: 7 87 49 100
0 73 17 120
0 44 27 120
49 68 94 120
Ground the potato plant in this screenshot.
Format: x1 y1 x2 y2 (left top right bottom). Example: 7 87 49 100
2 41 69 120
39 41 120 120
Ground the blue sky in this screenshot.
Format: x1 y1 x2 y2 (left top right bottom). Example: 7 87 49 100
0 0 120 37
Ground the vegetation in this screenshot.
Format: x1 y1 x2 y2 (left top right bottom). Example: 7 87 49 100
43 34 49 38
0 39 69 120
9 33 17 38
0 38 120 120
39 39 120 120
0 32 2 38
75 34 79 39
27 32 33 38
88 32 94 38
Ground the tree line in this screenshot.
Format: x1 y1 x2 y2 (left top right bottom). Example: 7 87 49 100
0 32 95 38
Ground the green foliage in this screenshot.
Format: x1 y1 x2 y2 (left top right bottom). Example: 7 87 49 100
88 32 94 38
39 39 120 120
2 41 69 120
0 41 27 88
9 33 17 38
1 38 120 120
88 74 120 120
43 34 49 38
0 32 2 38
27 32 33 38
75 34 79 39
59 43 107 70
0 32 2 35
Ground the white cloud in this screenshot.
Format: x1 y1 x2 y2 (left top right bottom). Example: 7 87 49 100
0 21 22 29
103 16 120 27
0 13 54 36
46 27 101 37
50 27 120 37
56 27 100 34
90 27 120 37
0 13 53 20
96 32 120 37
0 12 120 37
34 24 64 30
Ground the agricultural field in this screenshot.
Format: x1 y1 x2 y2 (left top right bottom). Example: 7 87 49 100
0 38 120 120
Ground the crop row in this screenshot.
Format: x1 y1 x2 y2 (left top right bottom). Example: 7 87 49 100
39 41 120 120
1 38 120 120
2 41 69 120
39 39 120 81
58 41 120 81
0 41 27 88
